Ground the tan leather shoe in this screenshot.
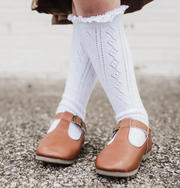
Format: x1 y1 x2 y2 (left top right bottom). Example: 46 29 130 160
95 119 152 177
36 111 87 164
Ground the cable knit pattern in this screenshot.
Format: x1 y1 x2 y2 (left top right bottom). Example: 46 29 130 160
68 5 128 23
79 12 149 126
56 23 97 120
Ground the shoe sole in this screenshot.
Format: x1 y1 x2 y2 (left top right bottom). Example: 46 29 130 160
36 155 75 165
96 150 151 177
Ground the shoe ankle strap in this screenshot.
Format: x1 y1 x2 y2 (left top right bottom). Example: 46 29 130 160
130 119 151 133
113 119 151 134
53 112 87 135
113 119 151 154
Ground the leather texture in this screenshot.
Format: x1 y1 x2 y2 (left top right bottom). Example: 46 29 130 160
95 119 152 173
31 0 154 25
36 111 87 161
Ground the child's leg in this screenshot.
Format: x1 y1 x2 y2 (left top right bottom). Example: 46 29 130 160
71 1 148 147
36 6 97 163
71 0 152 177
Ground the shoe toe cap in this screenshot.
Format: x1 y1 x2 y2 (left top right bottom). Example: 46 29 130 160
36 144 77 160
36 136 82 160
95 149 139 172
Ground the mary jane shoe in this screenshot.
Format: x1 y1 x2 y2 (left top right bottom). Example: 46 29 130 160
95 118 152 177
36 111 87 164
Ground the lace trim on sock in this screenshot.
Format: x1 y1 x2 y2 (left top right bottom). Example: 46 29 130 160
68 5 129 23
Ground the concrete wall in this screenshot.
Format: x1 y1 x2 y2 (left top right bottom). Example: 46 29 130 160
0 0 180 78
123 0 180 76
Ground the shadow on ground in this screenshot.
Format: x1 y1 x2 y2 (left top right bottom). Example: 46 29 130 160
0 76 180 188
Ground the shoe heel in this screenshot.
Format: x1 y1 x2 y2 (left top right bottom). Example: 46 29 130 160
142 150 151 161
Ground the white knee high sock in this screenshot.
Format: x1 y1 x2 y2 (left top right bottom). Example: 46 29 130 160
56 22 97 120
48 22 97 137
68 6 149 146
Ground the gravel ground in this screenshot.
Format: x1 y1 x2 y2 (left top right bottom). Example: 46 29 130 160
0 76 180 188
